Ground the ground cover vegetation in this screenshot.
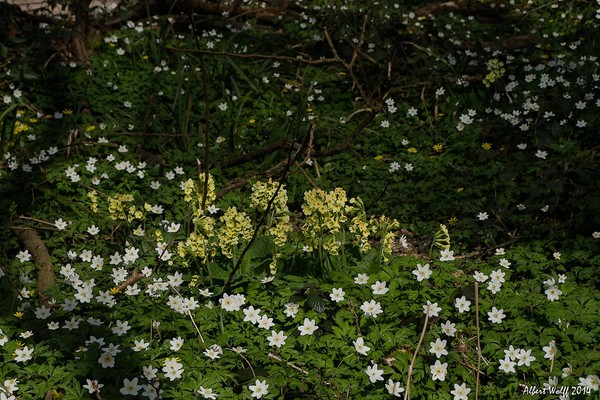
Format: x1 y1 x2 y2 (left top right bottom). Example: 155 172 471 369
1 0 599 398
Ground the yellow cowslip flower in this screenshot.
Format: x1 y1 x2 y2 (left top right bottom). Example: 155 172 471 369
433 144 443 153
14 311 24 318
108 193 135 220
13 121 30 135
86 125 96 132
248 119 256 124
370 215 400 262
433 224 451 250
155 229 163 242
182 179 195 203
307 108 313 112
483 58 505 87
192 214 216 236
457 187 464 193
250 179 288 213
29 118 38 123
177 241 187 258
322 238 341 256
350 215 371 252
182 174 216 215
301 187 360 256
269 257 278 274
407 147 417 154
63 109 73 115
87 190 99 213
43 114 52 119
127 205 137 218
144 203 152 212
448 217 458 225
481 142 492 151
218 207 253 258
374 155 383 161
142 55 149 61
109 287 120 295
269 217 292 246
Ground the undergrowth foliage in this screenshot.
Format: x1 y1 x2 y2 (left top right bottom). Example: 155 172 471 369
1 0 600 399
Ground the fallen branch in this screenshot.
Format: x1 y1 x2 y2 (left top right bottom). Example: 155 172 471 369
11 218 55 303
166 47 338 66
116 269 144 293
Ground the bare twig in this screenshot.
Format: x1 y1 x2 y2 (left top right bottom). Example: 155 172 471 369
475 282 481 400
404 306 430 400
268 352 309 375
323 21 372 106
170 283 206 346
294 163 319 189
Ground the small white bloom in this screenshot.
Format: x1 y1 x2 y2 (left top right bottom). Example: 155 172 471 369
365 363 384 383
371 280 389 295
423 301 441 317
266 331 287 348
451 382 471 400
412 263 432 282
439 249 455 261
455 296 471 313
487 307 506 323
429 338 448 358
385 379 405 397
249 379 269 399
354 273 369 285
330 287 345 302
353 337 370 355
298 318 318 336
430 360 448 381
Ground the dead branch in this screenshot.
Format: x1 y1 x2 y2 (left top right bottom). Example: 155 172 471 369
415 1 460 17
216 110 375 196
217 138 292 169
116 269 144 293
180 0 283 21
166 47 338 65
309 110 376 158
470 35 540 51
323 15 373 106
11 218 55 303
